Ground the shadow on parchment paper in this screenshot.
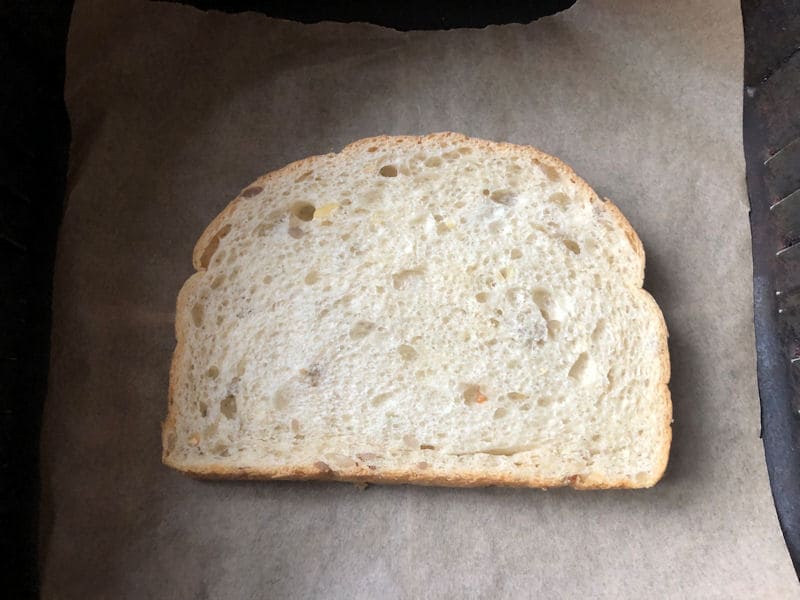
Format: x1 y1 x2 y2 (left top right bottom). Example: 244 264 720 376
643 248 705 490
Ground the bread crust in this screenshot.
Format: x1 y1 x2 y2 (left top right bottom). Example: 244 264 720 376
163 132 672 489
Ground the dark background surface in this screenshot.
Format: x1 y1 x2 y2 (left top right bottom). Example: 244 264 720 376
1 1 72 597
742 0 800 577
1 0 797 596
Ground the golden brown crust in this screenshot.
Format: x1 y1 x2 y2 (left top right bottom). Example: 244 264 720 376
162 458 646 490
599 199 646 287
640 288 673 484
163 132 672 489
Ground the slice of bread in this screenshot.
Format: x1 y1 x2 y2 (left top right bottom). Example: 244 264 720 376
162 133 671 489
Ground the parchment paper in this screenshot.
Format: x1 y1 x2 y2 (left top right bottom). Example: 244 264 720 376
41 0 799 597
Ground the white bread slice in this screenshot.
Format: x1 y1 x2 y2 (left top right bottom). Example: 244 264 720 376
162 133 671 489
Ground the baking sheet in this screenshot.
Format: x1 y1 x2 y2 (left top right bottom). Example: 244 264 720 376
41 0 799 596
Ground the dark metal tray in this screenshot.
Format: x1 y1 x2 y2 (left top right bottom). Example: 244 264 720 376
743 0 800 575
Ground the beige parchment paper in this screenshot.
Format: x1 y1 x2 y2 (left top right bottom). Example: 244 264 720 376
41 0 799 597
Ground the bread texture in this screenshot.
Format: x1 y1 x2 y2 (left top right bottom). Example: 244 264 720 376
162 133 671 489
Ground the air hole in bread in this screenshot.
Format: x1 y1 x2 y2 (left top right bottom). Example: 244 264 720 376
335 294 353 308
475 292 488 303
540 163 561 181
367 146 378 153
563 239 581 254
425 156 443 167
290 201 316 222
546 320 561 339
253 221 277 237
532 288 552 320
191 303 204 327
549 192 570 209
350 320 375 340
397 345 418 361
591 319 606 343
220 394 237 419
198 224 232 268
206 366 219 379
462 384 487 405
510 248 523 259
420 444 436 450
537 397 552 407
490 189 515 205
392 267 425 290
493 407 508 419
568 352 590 381
371 392 392 407
288 226 305 239
236 358 247 377
211 442 230 456
304 270 320 285
274 388 290 410
379 165 398 177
